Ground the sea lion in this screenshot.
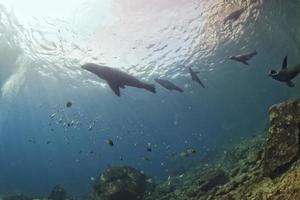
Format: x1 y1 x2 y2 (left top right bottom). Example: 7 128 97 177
229 50 257 65
154 78 183 93
224 8 244 25
188 67 205 88
269 56 300 87
82 63 156 96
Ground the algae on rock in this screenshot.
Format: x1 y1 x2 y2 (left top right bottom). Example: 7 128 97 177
263 99 300 177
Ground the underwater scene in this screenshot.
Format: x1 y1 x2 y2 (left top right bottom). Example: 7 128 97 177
1 0 300 199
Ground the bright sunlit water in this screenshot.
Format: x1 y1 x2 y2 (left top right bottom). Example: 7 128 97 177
0 0 300 198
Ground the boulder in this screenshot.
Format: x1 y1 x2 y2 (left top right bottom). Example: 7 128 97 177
263 99 300 177
48 185 67 200
93 165 147 200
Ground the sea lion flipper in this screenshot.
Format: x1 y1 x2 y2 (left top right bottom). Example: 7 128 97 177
282 56 288 69
286 81 295 87
107 81 121 96
198 80 206 88
242 61 249 65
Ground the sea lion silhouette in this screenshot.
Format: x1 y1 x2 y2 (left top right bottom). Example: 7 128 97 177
82 63 156 96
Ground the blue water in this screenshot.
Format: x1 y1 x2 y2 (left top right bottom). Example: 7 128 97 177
0 0 299 198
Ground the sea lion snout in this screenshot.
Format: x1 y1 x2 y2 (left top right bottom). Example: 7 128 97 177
268 70 277 77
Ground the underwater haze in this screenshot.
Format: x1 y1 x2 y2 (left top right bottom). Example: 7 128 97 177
0 0 300 198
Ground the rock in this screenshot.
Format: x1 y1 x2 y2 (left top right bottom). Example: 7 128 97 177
48 185 68 200
263 99 300 177
199 169 229 192
93 165 147 200
266 167 300 200
154 182 175 195
229 167 240 177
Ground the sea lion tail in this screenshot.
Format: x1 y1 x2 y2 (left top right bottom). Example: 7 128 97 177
286 81 295 87
176 87 184 93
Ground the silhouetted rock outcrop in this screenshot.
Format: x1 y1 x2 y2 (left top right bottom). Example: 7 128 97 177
48 185 68 200
92 165 147 200
263 99 300 177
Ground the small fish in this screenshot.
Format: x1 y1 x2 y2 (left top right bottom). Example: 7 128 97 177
90 177 95 181
186 148 197 155
146 178 153 183
179 174 185 178
66 101 72 108
46 141 51 145
28 139 36 144
107 139 114 146
142 156 150 161
50 113 56 119
147 147 152 152
179 152 188 157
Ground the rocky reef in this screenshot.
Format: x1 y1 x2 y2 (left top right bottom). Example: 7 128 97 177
2 194 32 200
2 99 300 200
1 185 71 200
91 165 149 200
144 98 300 200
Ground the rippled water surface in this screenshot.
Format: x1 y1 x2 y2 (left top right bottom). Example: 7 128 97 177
0 0 300 197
